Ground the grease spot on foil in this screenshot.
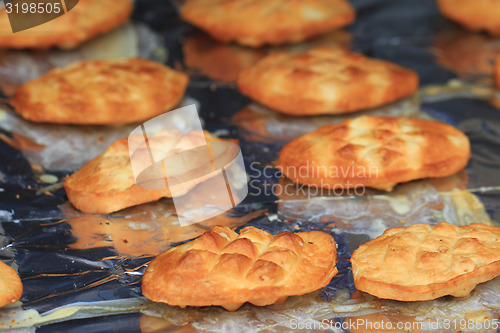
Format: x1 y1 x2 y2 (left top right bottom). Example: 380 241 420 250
39 174 58 184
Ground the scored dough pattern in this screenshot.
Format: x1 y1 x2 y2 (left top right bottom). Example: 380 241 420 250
142 226 338 310
351 223 500 301
278 116 470 190
238 48 419 115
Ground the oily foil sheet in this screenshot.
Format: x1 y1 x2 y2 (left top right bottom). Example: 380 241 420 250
0 0 500 332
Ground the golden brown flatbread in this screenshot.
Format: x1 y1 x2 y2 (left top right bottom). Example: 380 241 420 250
237 48 419 115
180 0 355 47
64 131 233 214
438 0 500 36
351 222 500 301
277 116 470 191
142 225 338 311
12 58 189 124
0 261 22 307
0 0 133 49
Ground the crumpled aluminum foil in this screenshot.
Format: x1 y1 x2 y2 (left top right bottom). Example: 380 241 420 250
0 0 500 332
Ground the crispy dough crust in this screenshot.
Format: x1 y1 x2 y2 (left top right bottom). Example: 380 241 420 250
277 116 470 191
0 261 22 307
180 0 355 47
438 0 500 36
142 226 338 311
237 48 419 115
12 58 189 124
64 131 228 214
0 0 133 49
351 223 500 301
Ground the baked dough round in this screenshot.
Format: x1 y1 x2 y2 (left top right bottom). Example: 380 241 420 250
438 0 500 36
0 261 22 308
65 131 231 214
237 47 419 115
12 58 189 124
0 0 133 49
180 0 355 47
277 116 470 191
351 222 500 301
142 226 338 311
65 137 167 214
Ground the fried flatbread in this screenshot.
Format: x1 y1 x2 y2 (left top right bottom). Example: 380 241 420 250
438 0 500 36
0 0 133 49
142 225 338 311
180 0 355 47
0 261 22 308
64 131 231 214
12 58 188 124
277 116 470 191
237 48 418 115
351 222 500 301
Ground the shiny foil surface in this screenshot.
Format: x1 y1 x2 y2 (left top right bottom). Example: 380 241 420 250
0 0 499 332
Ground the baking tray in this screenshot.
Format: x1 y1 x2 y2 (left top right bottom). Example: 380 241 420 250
0 0 499 332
